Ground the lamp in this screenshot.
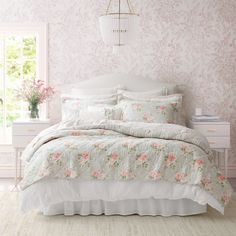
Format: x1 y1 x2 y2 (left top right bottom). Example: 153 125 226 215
99 0 139 53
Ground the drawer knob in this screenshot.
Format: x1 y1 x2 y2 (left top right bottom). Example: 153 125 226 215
208 141 216 144
207 129 216 132
27 129 36 132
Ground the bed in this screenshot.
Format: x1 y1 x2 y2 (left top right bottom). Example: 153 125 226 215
19 73 233 216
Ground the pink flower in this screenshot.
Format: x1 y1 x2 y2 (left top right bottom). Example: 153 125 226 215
138 154 148 164
82 152 89 160
64 169 76 178
109 152 119 166
15 79 54 104
151 143 160 149
65 169 72 177
159 106 166 111
221 194 230 205
201 177 211 190
91 170 104 180
166 153 176 166
149 170 161 180
52 152 61 161
218 175 226 184
111 152 118 161
80 152 90 165
194 159 204 169
175 172 186 182
120 170 134 179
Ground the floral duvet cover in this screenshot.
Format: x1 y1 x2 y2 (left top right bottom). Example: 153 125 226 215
20 120 232 211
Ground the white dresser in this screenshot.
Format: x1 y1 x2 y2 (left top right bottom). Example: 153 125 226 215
12 119 50 186
189 121 230 177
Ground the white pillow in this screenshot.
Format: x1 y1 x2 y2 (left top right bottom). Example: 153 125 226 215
78 105 121 124
72 85 123 96
88 105 122 120
118 88 167 101
61 94 117 122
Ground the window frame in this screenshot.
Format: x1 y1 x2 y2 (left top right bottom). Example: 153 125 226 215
0 23 48 144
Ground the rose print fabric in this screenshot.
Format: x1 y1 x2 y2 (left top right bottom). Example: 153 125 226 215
118 99 181 124
20 120 232 209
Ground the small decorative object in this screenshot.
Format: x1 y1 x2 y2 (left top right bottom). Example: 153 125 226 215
99 0 139 54
16 80 54 119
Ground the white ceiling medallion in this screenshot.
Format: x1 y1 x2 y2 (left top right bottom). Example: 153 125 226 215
99 0 139 54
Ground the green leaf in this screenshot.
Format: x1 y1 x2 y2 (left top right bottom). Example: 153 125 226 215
6 36 21 60
23 37 36 58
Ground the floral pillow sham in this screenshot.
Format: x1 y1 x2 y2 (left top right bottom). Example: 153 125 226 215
118 94 182 124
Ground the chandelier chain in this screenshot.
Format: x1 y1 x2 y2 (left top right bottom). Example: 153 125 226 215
105 0 136 15
105 0 113 14
127 0 135 14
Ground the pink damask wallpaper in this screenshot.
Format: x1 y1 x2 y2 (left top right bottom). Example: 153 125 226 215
0 0 235 175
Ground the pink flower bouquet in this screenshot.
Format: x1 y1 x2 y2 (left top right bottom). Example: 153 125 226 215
16 80 54 119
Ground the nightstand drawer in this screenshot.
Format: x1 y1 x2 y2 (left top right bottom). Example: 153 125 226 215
193 124 230 137
12 135 35 148
12 123 49 136
207 137 230 149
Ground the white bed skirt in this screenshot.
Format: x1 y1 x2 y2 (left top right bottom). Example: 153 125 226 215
42 198 206 216
20 178 223 216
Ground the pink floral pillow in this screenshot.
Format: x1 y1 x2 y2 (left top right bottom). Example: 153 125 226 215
118 98 182 124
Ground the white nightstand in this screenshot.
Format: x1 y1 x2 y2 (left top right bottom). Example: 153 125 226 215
189 121 230 177
12 119 50 187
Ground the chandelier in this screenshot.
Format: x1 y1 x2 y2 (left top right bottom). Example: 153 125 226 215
99 0 139 53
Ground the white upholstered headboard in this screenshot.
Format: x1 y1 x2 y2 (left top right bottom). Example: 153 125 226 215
61 73 178 94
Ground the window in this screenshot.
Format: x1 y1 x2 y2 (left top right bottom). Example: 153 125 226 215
0 24 47 144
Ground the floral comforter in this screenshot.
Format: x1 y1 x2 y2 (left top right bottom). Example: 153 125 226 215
20 120 232 209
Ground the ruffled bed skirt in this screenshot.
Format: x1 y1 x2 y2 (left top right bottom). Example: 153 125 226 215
41 198 206 216
20 178 222 216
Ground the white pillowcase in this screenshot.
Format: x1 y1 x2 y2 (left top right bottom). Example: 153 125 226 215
72 85 123 96
118 88 168 101
76 105 121 124
88 105 121 120
61 94 117 122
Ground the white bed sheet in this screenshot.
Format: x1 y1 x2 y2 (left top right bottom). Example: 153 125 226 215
20 178 223 216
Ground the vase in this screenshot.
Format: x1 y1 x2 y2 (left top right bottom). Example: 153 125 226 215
29 103 39 119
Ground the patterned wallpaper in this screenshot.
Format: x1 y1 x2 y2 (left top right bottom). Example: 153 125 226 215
0 0 235 174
